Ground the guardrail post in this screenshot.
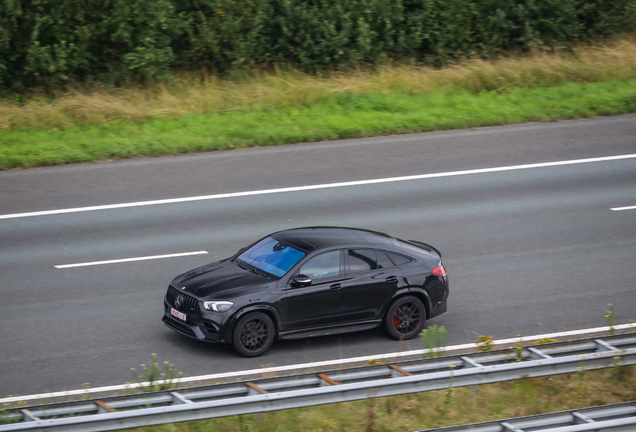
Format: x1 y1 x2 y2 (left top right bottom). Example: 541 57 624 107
244 383 268 424
501 421 524 431
317 373 341 386
594 339 616 352
245 382 268 395
460 356 481 368
388 365 412 377
95 400 116 413
460 356 481 399
19 409 40 422
170 392 193 405
572 412 594 424
527 347 552 360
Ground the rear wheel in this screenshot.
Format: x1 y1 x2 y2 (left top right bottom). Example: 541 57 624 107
384 296 426 340
232 312 275 357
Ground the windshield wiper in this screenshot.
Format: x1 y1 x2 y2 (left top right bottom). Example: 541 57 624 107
235 259 270 278
250 267 270 278
234 259 251 271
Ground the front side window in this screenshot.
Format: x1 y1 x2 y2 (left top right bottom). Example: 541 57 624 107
298 251 341 280
237 237 306 277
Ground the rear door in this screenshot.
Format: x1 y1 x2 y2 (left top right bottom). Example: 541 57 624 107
342 249 404 321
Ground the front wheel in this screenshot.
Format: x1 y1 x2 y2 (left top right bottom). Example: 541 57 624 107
384 296 426 340
232 312 275 357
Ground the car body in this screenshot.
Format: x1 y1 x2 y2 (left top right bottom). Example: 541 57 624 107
162 227 448 356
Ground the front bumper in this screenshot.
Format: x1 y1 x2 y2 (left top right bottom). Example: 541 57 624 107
162 301 230 344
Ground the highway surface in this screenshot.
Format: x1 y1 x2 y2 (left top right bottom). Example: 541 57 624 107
1 115 635 397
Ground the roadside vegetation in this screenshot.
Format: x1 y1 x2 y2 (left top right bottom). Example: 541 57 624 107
2 34 636 170
125 364 636 432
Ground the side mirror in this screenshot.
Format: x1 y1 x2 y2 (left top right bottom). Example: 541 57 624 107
290 274 312 288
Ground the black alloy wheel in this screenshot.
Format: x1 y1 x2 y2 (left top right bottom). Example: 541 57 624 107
384 296 426 340
232 312 275 357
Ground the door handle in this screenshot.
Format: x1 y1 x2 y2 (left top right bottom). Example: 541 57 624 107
385 276 398 282
330 283 343 290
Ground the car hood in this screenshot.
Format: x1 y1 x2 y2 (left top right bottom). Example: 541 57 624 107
170 259 269 299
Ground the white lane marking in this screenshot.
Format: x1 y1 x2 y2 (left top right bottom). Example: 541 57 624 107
2 323 635 404
611 205 636 211
2 153 636 221
54 251 208 269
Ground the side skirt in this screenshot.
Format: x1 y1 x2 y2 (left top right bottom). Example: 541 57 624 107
278 320 382 340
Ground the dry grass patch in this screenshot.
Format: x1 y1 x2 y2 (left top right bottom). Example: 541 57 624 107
2 34 636 131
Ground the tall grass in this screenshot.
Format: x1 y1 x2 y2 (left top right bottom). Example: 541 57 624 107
2 34 636 131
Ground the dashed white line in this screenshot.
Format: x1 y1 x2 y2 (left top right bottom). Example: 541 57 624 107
2 153 636 220
2 323 635 404
611 205 636 211
54 251 208 268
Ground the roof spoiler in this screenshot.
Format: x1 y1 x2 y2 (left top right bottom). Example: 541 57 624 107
407 240 442 258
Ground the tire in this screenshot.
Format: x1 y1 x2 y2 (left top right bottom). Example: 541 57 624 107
384 296 426 340
232 312 275 357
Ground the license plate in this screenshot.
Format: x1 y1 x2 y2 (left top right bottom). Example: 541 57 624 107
171 308 187 322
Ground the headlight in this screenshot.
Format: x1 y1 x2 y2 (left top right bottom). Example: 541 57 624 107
203 301 233 312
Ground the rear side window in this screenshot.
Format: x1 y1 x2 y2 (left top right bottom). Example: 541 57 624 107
348 249 377 273
377 251 394 268
387 252 413 266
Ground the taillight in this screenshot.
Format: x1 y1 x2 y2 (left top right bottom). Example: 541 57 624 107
431 265 446 278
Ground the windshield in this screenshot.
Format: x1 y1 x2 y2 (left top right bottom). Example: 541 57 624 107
237 237 306 277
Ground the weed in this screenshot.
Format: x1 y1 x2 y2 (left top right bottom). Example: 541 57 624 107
611 356 631 383
0 408 19 426
510 334 531 363
531 338 559 345
365 398 377 432
474 335 494 351
605 304 619 335
445 365 456 406
420 325 447 358
364 359 383 366
130 354 183 392
576 356 588 399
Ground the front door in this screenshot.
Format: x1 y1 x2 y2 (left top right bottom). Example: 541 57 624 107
282 250 347 331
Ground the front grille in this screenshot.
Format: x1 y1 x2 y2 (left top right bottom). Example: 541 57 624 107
167 285 200 317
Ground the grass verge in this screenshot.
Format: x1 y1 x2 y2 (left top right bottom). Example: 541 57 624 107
2 79 636 170
126 365 636 432
1 34 636 170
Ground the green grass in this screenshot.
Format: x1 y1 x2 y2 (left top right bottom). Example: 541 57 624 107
2 79 636 170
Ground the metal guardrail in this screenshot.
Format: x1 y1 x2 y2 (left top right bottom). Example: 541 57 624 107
421 401 636 432
1 333 635 431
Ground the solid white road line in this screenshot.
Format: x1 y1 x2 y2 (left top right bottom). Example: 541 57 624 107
54 251 208 269
611 205 636 211
2 153 636 221
2 322 635 404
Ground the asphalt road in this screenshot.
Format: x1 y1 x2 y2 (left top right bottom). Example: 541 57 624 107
1 115 635 397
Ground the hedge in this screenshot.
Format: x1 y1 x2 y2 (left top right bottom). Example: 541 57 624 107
1 0 635 92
